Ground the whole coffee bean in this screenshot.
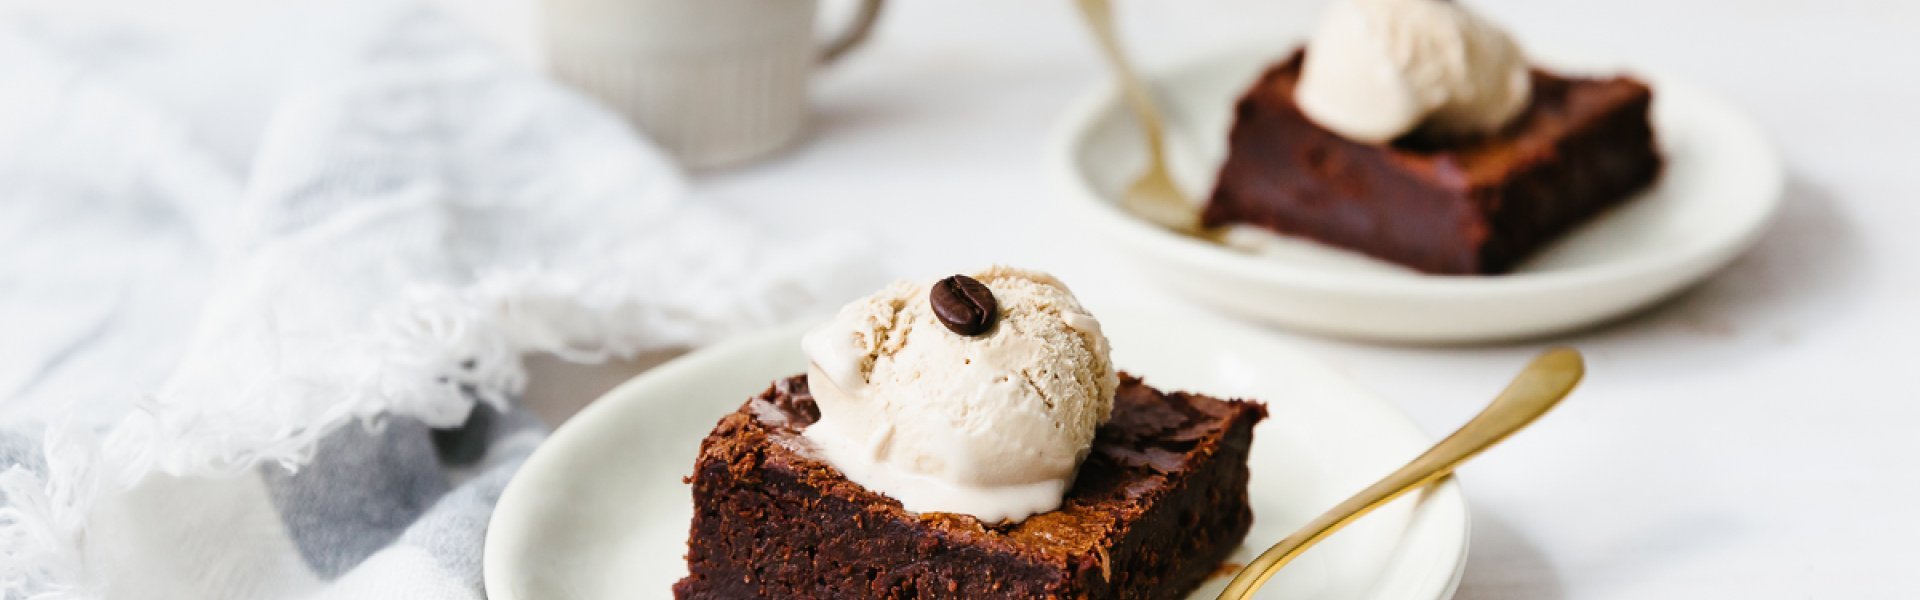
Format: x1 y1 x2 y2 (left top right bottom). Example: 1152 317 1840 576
930 274 997 336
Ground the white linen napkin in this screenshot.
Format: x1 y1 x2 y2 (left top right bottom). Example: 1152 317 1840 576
0 2 873 598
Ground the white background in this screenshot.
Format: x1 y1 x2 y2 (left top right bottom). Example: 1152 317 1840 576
689 1 1919 598
18 0 1920 597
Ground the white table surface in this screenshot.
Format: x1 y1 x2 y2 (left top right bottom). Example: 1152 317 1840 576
26 0 1915 597
686 1 1920 598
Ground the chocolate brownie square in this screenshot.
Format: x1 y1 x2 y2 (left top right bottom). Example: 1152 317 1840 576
1203 51 1662 274
673 374 1266 599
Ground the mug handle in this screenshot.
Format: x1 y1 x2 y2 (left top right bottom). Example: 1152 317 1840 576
820 0 886 64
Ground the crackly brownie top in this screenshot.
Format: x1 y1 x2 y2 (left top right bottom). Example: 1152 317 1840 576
701 372 1266 565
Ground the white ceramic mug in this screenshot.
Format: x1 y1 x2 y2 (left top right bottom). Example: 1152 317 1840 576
543 0 884 169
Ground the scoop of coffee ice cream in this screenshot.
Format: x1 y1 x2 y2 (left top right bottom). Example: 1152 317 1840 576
800 266 1117 523
1294 0 1532 143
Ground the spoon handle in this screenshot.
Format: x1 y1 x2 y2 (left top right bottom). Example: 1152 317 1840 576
1073 0 1169 162
1217 348 1586 600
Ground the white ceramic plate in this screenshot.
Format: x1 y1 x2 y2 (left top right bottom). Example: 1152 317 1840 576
486 311 1469 600
1052 43 1784 343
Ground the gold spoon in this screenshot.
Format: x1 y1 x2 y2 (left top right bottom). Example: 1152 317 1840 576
1218 347 1586 599
1073 0 1220 241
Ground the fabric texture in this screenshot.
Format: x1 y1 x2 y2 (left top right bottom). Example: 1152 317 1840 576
0 2 872 598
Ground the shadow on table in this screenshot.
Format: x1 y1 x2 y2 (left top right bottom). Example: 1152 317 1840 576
1556 173 1865 351
1452 510 1564 600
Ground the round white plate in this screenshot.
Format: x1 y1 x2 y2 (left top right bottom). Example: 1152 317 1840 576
485 311 1469 600
1051 43 1784 343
